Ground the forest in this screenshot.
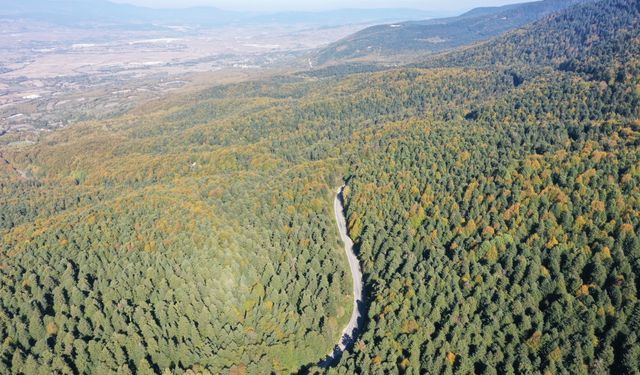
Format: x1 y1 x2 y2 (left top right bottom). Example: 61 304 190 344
0 0 639 373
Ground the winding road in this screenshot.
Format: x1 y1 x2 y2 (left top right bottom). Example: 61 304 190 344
320 185 363 367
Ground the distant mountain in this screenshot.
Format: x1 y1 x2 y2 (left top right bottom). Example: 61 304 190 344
0 0 445 28
246 9 447 27
314 0 589 64
0 0 236 26
0 0 229 26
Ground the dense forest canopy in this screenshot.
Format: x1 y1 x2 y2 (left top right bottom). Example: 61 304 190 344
1 0 639 374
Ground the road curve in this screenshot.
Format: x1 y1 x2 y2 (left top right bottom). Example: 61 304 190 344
320 185 363 367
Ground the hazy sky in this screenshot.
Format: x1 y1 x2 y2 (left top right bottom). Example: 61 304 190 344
111 0 522 12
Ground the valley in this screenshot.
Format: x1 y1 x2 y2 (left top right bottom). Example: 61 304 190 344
0 20 369 140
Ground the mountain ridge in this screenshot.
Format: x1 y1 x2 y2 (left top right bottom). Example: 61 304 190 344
314 0 590 65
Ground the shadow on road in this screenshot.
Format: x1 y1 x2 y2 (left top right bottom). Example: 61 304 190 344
316 298 368 368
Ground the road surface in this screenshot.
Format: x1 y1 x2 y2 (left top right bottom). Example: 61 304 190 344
320 185 363 366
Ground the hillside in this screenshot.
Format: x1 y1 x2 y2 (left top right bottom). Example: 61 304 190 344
0 0 639 374
333 0 640 373
428 0 640 81
314 0 587 65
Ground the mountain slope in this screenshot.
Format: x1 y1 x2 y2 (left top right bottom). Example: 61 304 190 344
330 0 640 373
0 0 638 374
314 0 588 64
430 0 640 83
